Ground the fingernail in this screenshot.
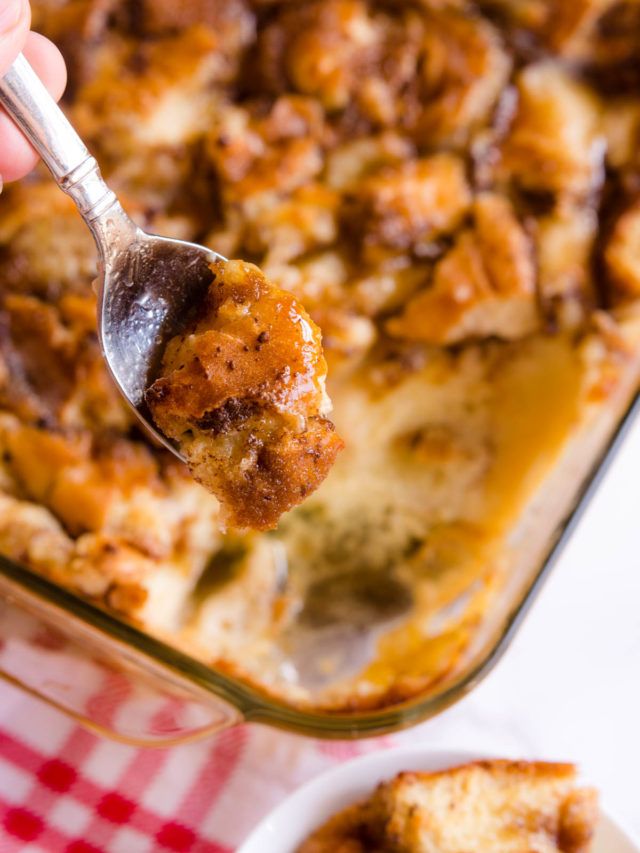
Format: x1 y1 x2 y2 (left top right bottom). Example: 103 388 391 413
0 0 23 33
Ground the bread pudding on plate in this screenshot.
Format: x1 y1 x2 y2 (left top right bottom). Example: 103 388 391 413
239 750 638 853
298 760 598 853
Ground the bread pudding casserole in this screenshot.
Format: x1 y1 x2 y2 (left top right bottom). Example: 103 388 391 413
2 0 640 713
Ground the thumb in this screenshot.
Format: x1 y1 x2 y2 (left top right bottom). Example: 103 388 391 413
0 0 30 77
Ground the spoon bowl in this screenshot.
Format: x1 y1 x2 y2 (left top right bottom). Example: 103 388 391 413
97 220 223 452
0 54 224 456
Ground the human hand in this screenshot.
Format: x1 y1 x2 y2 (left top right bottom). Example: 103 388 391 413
0 0 66 183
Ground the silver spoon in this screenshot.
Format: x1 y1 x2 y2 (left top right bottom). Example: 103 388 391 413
0 54 224 457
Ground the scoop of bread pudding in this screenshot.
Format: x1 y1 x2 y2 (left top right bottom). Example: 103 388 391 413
145 259 343 530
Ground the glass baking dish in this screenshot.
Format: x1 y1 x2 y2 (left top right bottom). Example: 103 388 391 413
0 388 637 745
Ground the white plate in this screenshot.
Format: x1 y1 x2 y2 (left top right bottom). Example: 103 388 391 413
239 747 639 853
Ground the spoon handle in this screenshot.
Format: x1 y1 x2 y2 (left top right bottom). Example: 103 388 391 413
0 54 133 236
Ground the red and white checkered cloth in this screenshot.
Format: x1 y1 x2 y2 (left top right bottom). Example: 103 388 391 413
0 677 396 852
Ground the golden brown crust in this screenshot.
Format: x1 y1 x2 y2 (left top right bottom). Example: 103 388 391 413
409 6 511 147
251 0 411 114
491 63 603 200
146 259 342 530
343 154 472 259
250 0 510 144
0 290 129 431
480 0 617 58
387 193 538 344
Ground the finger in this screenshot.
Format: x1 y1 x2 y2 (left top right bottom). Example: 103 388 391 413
23 31 67 99
0 0 30 75
0 31 67 182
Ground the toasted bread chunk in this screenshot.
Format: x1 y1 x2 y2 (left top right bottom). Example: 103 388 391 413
605 199 640 302
533 207 598 329
298 760 598 853
344 154 471 257
207 97 327 218
479 0 616 58
388 194 538 344
146 260 342 530
411 7 511 147
74 25 225 159
251 0 420 122
494 63 602 199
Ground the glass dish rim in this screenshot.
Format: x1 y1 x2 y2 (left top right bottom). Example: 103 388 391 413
1 391 638 740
